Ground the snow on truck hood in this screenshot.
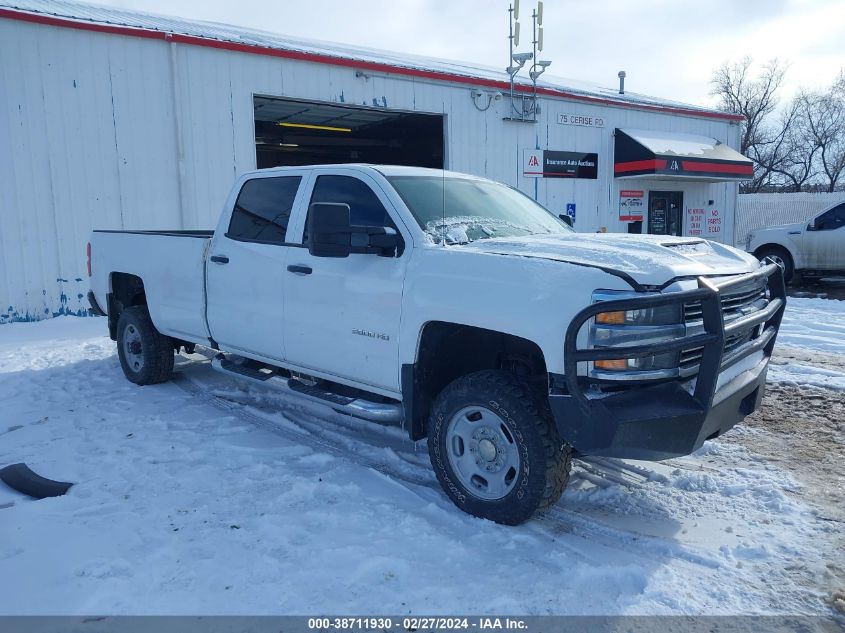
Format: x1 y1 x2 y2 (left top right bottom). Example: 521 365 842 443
462 233 760 287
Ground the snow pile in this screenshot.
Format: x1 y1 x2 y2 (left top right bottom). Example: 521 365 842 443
778 296 845 354
768 363 845 391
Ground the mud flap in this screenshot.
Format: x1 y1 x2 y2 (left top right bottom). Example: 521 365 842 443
0 463 73 499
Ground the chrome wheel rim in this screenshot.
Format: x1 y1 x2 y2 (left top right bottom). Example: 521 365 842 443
445 405 521 501
123 324 144 373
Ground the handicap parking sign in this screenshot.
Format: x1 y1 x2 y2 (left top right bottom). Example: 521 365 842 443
566 203 576 222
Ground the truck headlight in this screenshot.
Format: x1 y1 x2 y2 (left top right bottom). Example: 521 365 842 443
589 290 684 378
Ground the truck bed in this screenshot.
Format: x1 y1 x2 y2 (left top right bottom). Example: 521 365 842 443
90 230 213 344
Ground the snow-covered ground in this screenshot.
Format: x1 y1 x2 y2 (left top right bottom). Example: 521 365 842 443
0 298 843 615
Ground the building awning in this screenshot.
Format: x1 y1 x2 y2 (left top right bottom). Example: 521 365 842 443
614 128 753 181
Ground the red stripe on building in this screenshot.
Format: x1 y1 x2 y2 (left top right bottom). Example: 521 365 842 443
681 161 754 175
0 8 745 123
614 159 668 174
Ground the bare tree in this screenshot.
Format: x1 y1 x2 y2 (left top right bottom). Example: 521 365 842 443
773 98 816 192
803 73 845 192
710 58 792 192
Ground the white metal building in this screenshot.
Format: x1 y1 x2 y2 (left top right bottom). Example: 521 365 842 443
0 0 750 322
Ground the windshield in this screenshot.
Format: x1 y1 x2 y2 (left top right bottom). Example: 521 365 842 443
387 176 572 244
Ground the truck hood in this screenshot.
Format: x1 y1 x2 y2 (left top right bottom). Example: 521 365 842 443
462 233 760 287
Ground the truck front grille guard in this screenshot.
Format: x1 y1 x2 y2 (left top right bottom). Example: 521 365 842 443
562 262 786 415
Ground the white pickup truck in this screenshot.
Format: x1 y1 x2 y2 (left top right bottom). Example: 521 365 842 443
88 165 785 525
748 200 845 283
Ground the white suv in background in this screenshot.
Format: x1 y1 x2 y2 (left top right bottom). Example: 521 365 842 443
748 201 845 283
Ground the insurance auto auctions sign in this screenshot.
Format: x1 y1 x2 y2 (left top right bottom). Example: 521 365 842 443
523 150 598 179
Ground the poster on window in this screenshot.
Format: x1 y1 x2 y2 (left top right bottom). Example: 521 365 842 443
619 190 644 221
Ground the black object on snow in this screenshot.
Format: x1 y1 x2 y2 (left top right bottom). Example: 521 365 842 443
0 463 73 499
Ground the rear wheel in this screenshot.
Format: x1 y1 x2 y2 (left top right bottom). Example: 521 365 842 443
428 370 571 525
116 306 174 385
756 246 794 284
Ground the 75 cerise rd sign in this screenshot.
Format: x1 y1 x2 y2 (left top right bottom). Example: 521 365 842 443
557 113 605 128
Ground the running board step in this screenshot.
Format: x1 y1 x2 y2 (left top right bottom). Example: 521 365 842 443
210 355 403 424
219 358 273 381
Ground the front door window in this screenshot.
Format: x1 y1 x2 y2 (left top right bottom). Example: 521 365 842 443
648 191 684 236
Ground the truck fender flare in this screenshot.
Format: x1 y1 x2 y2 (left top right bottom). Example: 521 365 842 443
0 463 74 499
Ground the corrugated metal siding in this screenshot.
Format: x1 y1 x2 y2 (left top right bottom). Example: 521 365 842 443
735 193 845 247
0 14 741 322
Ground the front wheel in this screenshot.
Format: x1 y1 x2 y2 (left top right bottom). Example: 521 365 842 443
757 246 794 284
116 306 175 385
428 370 571 525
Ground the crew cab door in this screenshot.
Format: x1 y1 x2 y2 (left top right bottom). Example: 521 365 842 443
205 172 308 361
803 203 845 270
283 170 408 393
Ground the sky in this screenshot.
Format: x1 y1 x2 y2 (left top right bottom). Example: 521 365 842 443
100 0 845 108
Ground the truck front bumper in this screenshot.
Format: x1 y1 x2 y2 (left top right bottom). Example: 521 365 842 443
549 263 785 461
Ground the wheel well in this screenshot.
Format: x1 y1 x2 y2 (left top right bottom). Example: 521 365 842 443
402 322 547 441
107 273 147 340
754 243 792 263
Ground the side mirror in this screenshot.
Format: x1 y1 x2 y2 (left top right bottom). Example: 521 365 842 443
558 213 574 227
806 221 817 231
308 202 353 258
307 202 401 258
357 226 401 256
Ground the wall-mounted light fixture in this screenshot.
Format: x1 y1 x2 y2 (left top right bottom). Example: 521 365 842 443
470 89 503 111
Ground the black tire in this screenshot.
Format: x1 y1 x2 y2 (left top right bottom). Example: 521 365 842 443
116 305 174 385
756 246 794 284
427 370 571 525
0 463 73 499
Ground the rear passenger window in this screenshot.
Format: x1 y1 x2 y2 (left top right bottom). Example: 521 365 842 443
304 175 397 242
227 176 301 244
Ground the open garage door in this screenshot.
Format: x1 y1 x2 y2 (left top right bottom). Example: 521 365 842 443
254 96 444 169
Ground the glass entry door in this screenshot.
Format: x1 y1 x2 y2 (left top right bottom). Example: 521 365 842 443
648 191 683 236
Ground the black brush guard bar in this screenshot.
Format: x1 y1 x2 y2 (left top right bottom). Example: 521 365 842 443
551 262 786 460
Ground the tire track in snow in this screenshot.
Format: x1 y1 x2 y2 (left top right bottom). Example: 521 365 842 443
172 369 722 570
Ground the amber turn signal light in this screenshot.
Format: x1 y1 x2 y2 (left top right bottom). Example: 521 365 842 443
595 359 628 370
595 311 626 324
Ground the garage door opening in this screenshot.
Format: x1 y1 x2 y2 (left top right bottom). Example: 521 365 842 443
254 96 444 169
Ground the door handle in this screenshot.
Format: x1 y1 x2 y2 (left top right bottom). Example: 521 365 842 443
287 264 312 275
210 255 229 264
